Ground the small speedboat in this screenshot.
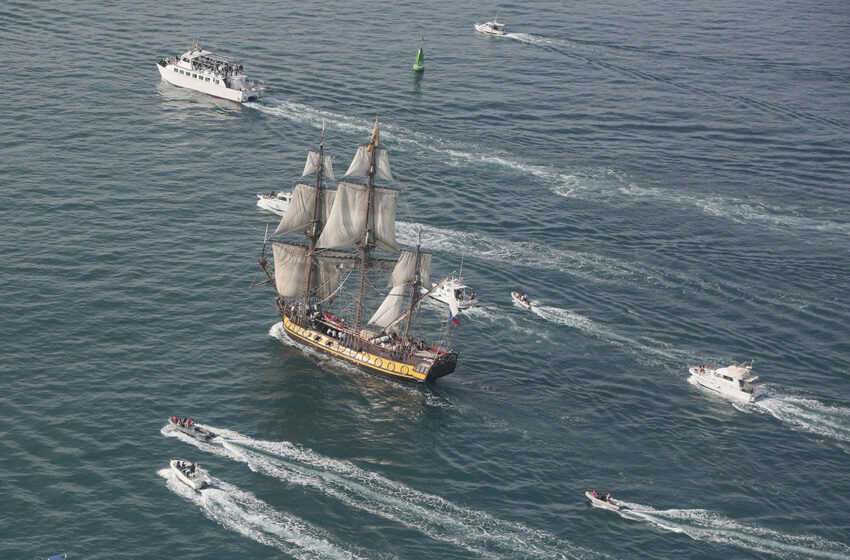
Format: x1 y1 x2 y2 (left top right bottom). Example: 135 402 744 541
422 274 479 309
474 17 506 36
688 361 765 403
168 417 215 442
511 291 534 310
170 459 211 490
585 491 622 511
256 190 293 216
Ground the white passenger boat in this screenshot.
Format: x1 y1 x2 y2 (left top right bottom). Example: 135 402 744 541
585 491 622 511
170 459 211 490
511 291 534 310
474 17 506 36
156 43 265 103
422 274 479 309
167 417 214 442
688 361 765 403
257 191 293 216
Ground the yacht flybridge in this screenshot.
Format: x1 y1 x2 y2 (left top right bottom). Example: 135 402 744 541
688 361 765 403
157 43 265 103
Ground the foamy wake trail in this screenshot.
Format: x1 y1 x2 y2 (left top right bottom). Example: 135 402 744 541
532 305 598 333
248 99 849 237
613 500 850 559
529 305 680 363
394 221 633 282
166 426 599 559
246 98 617 200
156 468 367 560
754 395 850 449
622 185 850 236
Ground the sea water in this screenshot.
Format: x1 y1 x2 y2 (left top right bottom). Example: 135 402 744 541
1 0 849 558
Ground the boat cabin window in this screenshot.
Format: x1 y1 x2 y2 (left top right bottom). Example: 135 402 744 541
173 68 177 72
192 73 197 78
722 375 733 382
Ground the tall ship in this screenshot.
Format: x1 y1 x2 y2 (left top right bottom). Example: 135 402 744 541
156 43 265 103
258 119 459 382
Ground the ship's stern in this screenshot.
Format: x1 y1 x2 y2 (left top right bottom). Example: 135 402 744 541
426 352 458 381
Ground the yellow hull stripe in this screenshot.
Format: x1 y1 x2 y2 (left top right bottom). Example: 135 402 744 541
283 316 427 382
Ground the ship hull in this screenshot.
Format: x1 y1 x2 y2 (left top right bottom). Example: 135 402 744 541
156 63 263 103
280 313 457 383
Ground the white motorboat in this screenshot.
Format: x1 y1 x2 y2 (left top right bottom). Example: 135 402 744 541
474 17 506 36
170 459 211 491
256 190 293 216
585 491 622 511
156 43 265 103
688 361 765 403
167 417 214 442
511 291 534 310
422 274 479 309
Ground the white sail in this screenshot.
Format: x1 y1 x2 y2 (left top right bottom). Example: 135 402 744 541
316 182 400 253
316 181 368 249
389 250 431 289
301 150 336 181
344 146 370 178
368 285 407 329
371 186 400 253
274 184 336 236
272 243 306 297
447 283 460 318
374 147 393 181
344 146 393 181
314 257 345 301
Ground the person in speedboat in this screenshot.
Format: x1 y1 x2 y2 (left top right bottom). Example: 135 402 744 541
592 490 613 502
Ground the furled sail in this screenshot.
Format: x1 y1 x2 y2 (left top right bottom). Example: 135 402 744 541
272 243 306 297
274 183 336 236
389 250 431 289
316 182 400 253
301 150 335 181
344 146 393 182
368 285 407 329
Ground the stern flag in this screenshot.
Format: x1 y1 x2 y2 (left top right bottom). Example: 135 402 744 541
449 312 461 327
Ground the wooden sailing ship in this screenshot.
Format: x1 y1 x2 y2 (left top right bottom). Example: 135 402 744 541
258 118 459 382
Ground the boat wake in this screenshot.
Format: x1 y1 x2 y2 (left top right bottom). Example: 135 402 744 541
246 99 849 237
618 184 850 237
502 32 847 133
395 221 633 283
751 394 850 451
529 305 680 363
531 305 598 333
164 427 599 559
613 500 850 559
157 468 367 560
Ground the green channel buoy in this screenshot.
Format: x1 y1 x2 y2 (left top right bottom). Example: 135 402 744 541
413 37 424 71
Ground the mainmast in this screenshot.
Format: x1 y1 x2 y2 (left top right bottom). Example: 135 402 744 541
299 125 327 322
353 116 381 332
